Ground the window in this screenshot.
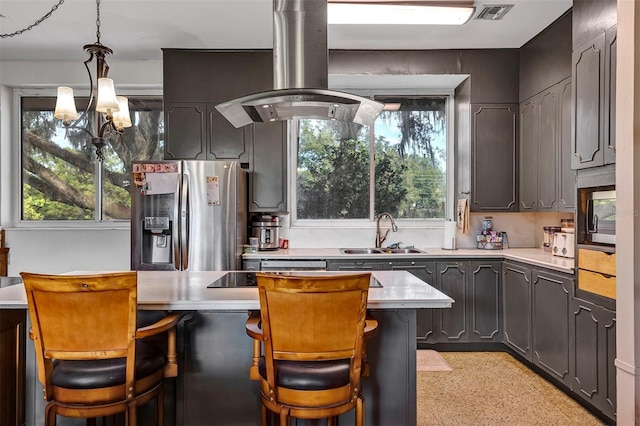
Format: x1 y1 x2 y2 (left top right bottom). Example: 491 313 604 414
20 95 163 222
294 96 449 222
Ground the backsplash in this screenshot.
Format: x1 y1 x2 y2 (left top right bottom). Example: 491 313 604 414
284 212 574 250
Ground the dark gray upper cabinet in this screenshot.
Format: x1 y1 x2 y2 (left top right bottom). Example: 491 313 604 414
571 26 616 170
558 78 576 211
519 78 574 213
163 50 272 162
164 102 207 160
571 33 606 169
531 269 572 388
249 122 287 213
519 98 538 211
572 0 617 50
162 49 288 212
603 26 617 165
470 104 519 212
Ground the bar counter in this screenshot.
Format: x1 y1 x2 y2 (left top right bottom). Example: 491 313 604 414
0 270 452 425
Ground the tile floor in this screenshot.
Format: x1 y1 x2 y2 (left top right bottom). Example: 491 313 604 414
417 352 606 425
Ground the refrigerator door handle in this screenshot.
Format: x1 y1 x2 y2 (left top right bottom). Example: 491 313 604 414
181 172 189 270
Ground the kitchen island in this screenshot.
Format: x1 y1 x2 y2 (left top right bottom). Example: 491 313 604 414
0 270 452 426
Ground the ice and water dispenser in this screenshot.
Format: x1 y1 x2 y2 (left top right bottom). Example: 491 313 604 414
137 191 175 267
142 216 172 263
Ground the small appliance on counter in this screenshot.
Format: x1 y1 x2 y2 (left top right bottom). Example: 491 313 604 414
250 214 280 251
551 219 575 258
476 216 506 250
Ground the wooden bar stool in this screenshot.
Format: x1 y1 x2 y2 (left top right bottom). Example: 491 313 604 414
246 272 378 426
21 271 183 426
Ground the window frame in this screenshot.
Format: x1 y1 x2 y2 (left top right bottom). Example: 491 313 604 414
289 88 455 229
13 87 163 229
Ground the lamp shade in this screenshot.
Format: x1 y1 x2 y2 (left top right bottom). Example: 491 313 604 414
113 96 132 129
54 86 79 121
96 78 120 114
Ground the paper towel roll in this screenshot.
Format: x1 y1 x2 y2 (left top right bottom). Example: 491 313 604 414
443 220 457 250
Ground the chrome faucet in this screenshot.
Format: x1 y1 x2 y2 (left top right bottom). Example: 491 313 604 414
375 212 398 248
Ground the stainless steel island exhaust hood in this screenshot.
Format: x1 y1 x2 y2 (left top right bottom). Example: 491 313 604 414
215 0 384 128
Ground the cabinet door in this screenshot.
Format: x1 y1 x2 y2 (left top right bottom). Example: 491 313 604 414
164 102 207 160
470 104 518 212
557 77 576 211
604 26 617 165
436 262 468 342
249 122 287 212
531 269 571 387
502 262 532 361
537 89 558 211
468 261 502 342
571 33 606 169
391 261 437 343
207 103 250 161
570 297 616 421
519 99 538 211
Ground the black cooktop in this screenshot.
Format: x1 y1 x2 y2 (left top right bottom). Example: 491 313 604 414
207 272 382 288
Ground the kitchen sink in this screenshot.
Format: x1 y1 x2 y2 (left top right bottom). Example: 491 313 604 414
340 248 384 254
339 248 425 255
381 248 425 254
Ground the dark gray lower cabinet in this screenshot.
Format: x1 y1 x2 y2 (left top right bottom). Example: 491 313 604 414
468 261 502 342
326 259 391 271
389 261 437 343
503 262 533 361
532 269 572 387
437 262 468 342
570 296 616 421
398 260 501 344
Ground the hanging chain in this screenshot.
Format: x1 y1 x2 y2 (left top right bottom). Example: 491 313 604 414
0 0 65 39
95 0 101 44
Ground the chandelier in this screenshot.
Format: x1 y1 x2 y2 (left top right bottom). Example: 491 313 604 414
53 0 131 161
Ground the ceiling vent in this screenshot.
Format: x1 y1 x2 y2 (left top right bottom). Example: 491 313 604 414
475 4 513 20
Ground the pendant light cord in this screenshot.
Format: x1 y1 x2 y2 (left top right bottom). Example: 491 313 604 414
1 0 65 39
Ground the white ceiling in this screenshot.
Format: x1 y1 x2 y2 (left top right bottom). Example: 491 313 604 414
0 0 572 63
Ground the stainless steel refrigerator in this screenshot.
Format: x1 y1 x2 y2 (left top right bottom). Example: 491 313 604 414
130 160 247 271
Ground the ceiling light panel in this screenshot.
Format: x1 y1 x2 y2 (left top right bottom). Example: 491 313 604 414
327 3 475 25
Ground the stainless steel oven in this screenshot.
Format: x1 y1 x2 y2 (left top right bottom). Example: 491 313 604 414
579 186 616 246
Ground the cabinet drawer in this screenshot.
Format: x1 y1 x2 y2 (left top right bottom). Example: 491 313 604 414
578 248 616 276
578 269 616 299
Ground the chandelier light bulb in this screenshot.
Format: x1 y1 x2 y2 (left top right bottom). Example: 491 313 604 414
96 78 120 114
113 96 133 129
54 86 79 122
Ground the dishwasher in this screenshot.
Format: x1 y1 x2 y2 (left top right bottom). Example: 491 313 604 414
259 260 327 271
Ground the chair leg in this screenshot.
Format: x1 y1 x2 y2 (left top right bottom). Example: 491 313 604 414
86 418 97 426
44 402 57 426
279 407 290 426
156 384 165 426
261 403 268 426
126 400 138 426
355 395 364 426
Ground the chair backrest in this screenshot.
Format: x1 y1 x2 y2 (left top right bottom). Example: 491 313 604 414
256 272 371 378
20 272 138 398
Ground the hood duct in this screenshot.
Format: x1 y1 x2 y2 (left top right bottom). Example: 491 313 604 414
215 0 384 128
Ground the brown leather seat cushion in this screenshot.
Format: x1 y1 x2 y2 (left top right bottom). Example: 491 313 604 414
52 341 166 389
258 357 350 391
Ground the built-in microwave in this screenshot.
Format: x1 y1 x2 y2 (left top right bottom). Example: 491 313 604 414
579 186 616 246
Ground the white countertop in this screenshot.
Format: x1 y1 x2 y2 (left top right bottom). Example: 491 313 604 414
243 247 575 274
0 270 453 311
